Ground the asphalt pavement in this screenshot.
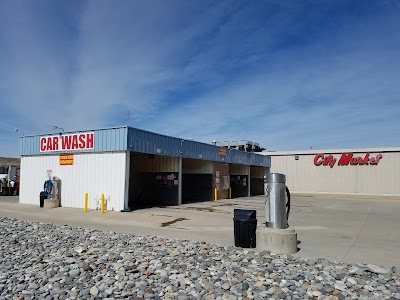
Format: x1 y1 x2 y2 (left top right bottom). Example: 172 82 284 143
0 194 399 268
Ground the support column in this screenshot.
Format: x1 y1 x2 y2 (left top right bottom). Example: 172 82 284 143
124 151 131 210
178 157 182 205
248 166 251 197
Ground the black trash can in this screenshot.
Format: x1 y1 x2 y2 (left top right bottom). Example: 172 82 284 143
40 191 47 208
233 209 257 248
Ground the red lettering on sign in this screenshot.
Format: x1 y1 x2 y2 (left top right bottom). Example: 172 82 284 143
79 134 85 149
40 138 46 151
317 152 382 167
350 157 358 165
72 135 78 149
62 136 72 150
86 133 94 149
46 137 53 151
314 154 324 166
370 154 382 165
40 132 94 152
360 153 369 165
53 136 59 150
40 136 59 152
314 154 336 168
338 153 353 166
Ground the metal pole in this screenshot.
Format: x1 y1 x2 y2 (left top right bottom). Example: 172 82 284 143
84 192 88 212
124 151 131 210
178 157 182 205
101 194 105 213
248 166 251 197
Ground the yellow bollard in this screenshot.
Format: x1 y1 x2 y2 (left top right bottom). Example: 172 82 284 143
84 192 88 212
101 193 105 213
229 187 231 199
214 188 217 201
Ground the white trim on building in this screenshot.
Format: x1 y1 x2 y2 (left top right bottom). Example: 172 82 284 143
262 147 400 156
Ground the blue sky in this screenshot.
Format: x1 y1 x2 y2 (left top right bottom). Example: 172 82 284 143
1 0 400 157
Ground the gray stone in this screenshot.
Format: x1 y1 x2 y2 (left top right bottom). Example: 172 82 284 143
28 283 39 290
0 218 398 300
64 277 73 285
222 283 231 290
81 263 91 271
312 290 321 297
335 273 345 280
69 269 80 277
90 286 99 296
366 264 387 274
391 266 400 274
324 286 334 293
241 282 249 291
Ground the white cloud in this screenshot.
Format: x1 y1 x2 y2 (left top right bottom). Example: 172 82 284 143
0 1 399 157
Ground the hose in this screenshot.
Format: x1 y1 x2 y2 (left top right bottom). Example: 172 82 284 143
44 179 53 197
286 186 291 228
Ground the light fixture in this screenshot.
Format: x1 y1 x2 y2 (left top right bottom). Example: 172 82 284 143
53 125 65 133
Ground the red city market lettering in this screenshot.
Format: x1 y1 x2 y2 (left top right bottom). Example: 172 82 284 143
338 152 382 166
314 152 382 168
314 154 336 167
40 133 94 152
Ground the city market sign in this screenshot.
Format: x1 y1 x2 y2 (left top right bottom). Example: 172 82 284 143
40 132 94 152
314 152 383 168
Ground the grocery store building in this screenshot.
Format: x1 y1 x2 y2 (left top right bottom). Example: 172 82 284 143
260 148 400 197
19 126 270 210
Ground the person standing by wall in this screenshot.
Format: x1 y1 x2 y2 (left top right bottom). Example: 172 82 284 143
9 179 15 196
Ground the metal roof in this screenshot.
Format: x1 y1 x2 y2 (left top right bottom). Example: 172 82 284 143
20 126 270 167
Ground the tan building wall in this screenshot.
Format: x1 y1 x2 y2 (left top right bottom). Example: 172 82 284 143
262 148 400 196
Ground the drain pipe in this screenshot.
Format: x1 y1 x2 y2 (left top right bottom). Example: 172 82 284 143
178 156 182 205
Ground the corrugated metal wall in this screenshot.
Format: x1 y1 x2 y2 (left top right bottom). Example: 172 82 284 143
128 128 217 160
132 154 178 172
183 159 213 174
20 152 127 211
231 164 249 175
270 152 400 196
20 127 128 155
250 166 268 178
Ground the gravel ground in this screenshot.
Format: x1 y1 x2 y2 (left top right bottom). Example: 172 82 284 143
0 217 399 300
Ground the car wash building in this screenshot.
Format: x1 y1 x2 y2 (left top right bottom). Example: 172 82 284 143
19 126 270 210
260 148 400 197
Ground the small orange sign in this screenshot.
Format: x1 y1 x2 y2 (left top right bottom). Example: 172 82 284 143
60 154 74 166
219 147 227 156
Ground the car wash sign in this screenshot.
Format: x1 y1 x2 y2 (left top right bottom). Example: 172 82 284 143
40 132 94 152
314 152 383 168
